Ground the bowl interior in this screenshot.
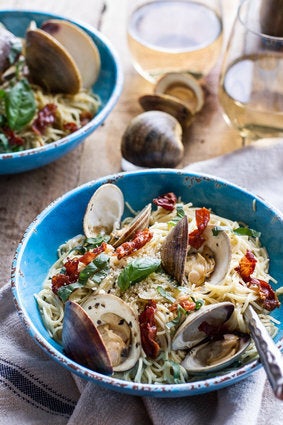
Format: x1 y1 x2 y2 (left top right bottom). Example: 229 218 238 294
0 10 122 173
12 170 283 396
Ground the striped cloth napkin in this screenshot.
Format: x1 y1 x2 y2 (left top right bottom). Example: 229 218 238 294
1 138 283 425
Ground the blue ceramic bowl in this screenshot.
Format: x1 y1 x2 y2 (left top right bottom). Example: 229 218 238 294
12 170 283 397
0 10 123 174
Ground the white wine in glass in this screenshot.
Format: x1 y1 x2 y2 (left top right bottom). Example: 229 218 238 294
219 0 283 144
127 0 223 83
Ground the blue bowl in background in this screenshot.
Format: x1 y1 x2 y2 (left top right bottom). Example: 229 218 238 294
0 10 123 174
11 170 283 397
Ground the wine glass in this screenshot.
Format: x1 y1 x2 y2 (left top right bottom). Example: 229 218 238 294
219 0 283 145
127 0 223 83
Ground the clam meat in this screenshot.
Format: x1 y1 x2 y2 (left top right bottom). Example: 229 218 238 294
172 302 250 373
62 294 141 374
186 225 232 286
161 217 232 287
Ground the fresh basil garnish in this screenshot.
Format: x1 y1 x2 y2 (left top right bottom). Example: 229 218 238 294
5 79 36 131
212 225 261 238
78 253 110 285
166 304 187 329
233 227 261 238
84 235 110 249
168 204 186 227
57 283 83 302
157 286 175 303
118 257 161 292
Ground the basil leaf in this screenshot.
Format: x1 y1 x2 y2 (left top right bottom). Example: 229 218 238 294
168 204 186 227
168 360 182 384
166 304 187 329
212 225 261 238
118 257 161 292
233 227 261 238
84 235 110 249
0 134 9 153
8 38 22 64
157 286 175 303
57 282 83 302
78 253 109 285
5 79 36 130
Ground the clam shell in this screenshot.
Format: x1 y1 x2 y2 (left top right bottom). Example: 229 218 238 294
25 25 81 93
155 72 204 114
172 302 235 350
121 110 184 168
161 216 188 284
41 19 101 89
62 300 113 375
111 203 152 248
82 294 141 372
181 332 250 373
83 184 124 239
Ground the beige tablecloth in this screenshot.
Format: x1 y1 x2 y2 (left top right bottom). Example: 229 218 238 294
1 139 283 425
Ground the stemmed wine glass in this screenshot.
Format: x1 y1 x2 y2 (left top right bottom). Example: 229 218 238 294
219 0 283 145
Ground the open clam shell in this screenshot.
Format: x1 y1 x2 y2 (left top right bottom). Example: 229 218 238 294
172 302 250 374
41 19 101 89
25 19 100 93
83 184 124 239
110 203 152 248
155 72 205 114
62 294 141 374
161 216 188 284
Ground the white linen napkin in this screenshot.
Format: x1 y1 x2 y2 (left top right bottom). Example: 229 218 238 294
1 138 283 425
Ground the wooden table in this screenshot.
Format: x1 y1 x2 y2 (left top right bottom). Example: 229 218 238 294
0 0 241 287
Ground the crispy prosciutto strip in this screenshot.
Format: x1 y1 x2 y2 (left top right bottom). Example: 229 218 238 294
188 207 210 249
235 250 280 311
51 242 107 294
153 192 177 211
116 229 153 259
139 300 160 359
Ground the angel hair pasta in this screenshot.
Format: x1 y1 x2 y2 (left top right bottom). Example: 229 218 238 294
35 188 281 385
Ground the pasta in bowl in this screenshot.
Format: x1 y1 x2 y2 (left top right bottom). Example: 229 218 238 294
0 10 122 174
12 170 283 397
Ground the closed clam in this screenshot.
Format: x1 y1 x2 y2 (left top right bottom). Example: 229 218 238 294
172 302 250 373
62 294 141 374
121 110 184 168
25 19 100 93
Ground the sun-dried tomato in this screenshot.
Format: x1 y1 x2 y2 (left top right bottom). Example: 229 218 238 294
116 229 153 259
3 127 24 146
189 207 210 249
248 278 280 311
80 242 107 265
153 192 177 211
169 296 196 312
235 250 256 282
64 258 80 282
80 111 93 126
63 122 79 133
32 103 57 135
139 300 160 359
51 273 70 294
235 250 280 311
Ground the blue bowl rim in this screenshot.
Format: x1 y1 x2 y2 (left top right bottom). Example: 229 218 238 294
11 169 283 397
0 9 123 160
